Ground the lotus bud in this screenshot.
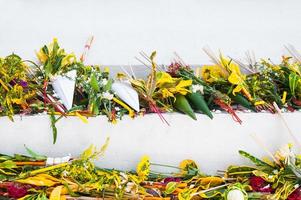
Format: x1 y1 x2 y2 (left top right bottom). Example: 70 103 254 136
226 189 245 200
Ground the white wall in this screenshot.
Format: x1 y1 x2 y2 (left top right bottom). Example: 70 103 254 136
1 0 301 173
1 0 301 66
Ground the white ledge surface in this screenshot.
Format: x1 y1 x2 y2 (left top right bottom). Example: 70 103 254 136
1 112 301 174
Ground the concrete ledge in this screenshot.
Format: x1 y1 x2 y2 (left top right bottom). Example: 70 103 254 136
1 112 300 174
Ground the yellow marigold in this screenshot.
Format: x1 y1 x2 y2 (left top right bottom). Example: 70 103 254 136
136 155 150 181
179 159 198 175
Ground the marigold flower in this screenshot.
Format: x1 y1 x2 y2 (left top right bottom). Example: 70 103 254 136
136 155 150 181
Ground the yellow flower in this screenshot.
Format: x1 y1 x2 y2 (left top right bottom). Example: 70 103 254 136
228 71 247 95
11 98 23 105
104 67 110 73
228 71 244 85
36 49 48 64
169 79 192 95
156 72 192 98
156 72 175 87
17 174 60 187
289 63 301 76
161 88 174 98
282 91 287 104
220 55 240 74
136 155 150 181
116 72 126 80
61 53 76 66
49 185 65 200
179 159 198 175
201 65 224 83
272 65 281 71
254 100 266 106
232 84 243 95
158 79 192 99
112 97 135 118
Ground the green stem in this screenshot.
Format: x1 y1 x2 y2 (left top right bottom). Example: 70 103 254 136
150 163 181 170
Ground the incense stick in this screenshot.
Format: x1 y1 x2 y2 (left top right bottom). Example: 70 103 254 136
273 102 301 150
80 36 94 63
250 133 280 165
285 44 301 62
129 62 137 79
134 56 152 70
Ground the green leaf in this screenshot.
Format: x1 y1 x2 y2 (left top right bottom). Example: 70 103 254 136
52 39 60 55
150 51 157 61
63 182 79 197
165 182 178 194
80 138 110 160
103 79 113 91
239 150 273 168
44 61 53 76
42 45 49 55
227 165 257 177
81 145 96 160
53 56 63 73
0 160 17 169
0 155 12 161
50 113 58 144
289 73 300 97
24 145 46 160
90 73 100 92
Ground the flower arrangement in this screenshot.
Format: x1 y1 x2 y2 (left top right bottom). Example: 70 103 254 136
1 140 301 199
2 39 301 142
0 54 39 120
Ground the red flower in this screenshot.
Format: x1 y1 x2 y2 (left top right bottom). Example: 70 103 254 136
249 176 273 193
288 187 301 200
167 62 190 77
7 183 31 198
163 177 182 184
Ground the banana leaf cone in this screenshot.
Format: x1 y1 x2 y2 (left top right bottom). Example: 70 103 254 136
186 92 213 119
230 93 256 112
174 94 197 120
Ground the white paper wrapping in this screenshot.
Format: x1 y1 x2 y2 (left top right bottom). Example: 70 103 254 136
51 70 76 110
112 81 140 111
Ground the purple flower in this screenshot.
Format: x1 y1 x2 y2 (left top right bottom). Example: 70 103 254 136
18 80 28 88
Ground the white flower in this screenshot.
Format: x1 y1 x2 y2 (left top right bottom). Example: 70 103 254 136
120 172 128 184
83 163 89 169
125 182 135 193
62 170 69 177
227 189 245 200
101 79 108 85
192 84 204 94
102 91 114 100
